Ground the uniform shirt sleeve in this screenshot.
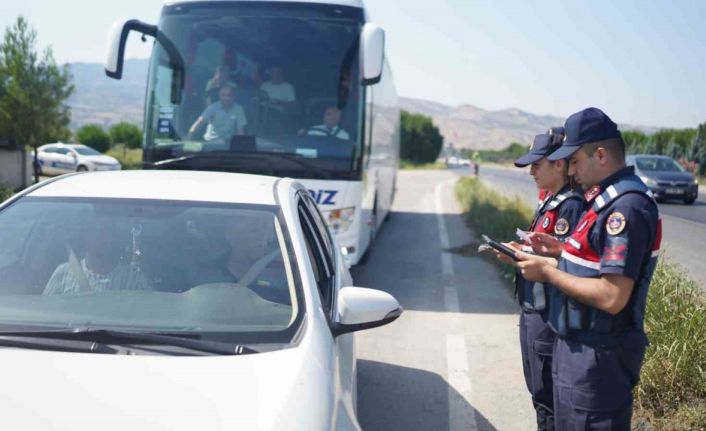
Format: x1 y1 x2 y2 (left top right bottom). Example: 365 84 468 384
596 194 658 280
554 198 584 241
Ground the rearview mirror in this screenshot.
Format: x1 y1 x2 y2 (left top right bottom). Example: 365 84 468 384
360 23 385 86
333 286 402 336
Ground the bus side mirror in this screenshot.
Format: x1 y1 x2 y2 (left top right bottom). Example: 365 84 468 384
104 19 184 104
105 19 157 80
361 23 385 86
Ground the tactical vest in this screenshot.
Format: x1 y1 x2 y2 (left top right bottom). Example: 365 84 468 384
517 187 582 313
548 175 662 346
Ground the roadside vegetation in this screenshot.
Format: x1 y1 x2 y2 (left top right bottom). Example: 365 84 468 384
400 110 443 168
455 176 706 430
106 146 142 170
0 182 14 202
461 142 529 165
399 160 445 170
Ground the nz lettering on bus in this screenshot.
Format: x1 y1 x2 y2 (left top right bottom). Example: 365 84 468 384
308 190 338 205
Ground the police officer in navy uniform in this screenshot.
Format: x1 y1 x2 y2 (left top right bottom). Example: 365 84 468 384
515 108 662 430
507 129 583 430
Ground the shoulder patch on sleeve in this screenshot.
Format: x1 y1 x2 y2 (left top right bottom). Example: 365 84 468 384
554 218 570 235
606 211 627 235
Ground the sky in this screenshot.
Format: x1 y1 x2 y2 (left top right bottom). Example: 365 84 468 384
1 0 705 128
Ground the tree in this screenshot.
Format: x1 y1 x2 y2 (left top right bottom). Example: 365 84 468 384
0 16 74 182
77 124 110 153
400 111 443 164
109 122 142 149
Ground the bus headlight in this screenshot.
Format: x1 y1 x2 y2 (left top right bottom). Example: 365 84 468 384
326 207 356 234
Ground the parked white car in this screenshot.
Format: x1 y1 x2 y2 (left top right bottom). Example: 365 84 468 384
36 143 121 175
0 170 401 430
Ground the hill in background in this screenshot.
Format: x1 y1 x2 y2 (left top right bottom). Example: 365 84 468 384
66 59 659 150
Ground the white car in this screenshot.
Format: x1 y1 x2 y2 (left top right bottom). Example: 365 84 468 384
0 170 401 430
36 143 121 175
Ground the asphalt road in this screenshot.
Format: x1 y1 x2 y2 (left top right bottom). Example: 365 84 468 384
467 164 706 287
352 170 534 431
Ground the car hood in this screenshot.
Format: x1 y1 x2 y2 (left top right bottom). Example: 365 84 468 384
639 170 694 182
0 345 331 430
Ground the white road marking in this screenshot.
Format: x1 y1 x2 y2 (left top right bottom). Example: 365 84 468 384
435 181 478 431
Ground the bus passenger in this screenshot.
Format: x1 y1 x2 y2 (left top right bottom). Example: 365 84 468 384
205 65 237 105
299 107 350 140
187 84 247 141
259 66 296 106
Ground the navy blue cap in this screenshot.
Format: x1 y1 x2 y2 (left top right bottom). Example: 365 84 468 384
514 134 562 167
548 107 621 161
547 126 565 146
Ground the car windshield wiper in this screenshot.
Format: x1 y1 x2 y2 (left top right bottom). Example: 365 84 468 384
0 329 258 356
0 334 118 354
150 150 333 179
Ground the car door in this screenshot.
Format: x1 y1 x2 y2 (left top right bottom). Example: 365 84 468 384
297 192 358 422
38 146 59 175
54 148 77 173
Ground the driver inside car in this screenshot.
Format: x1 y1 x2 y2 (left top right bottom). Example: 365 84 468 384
43 221 153 295
194 215 289 304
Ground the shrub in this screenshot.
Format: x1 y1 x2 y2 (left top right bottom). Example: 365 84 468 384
109 122 142 149
76 124 110 153
0 183 14 202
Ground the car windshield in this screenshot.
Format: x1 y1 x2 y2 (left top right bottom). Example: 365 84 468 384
143 2 364 180
635 157 684 172
0 197 302 345
73 146 102 156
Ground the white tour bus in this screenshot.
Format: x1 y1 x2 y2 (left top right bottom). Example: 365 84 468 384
104 0 399 266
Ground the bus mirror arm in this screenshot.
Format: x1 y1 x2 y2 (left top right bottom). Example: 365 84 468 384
105 19 184 104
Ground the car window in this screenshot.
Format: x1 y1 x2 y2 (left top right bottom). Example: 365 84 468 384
0 197 302 345
42 147 57 154
636 157 683 172
298 197 335 315
55 148 70 155
74 146 102 156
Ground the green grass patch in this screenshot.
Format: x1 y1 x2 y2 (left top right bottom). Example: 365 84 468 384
455 175 706 430
0 183 14 202
399 160 445 170
455 176 533 280
107 146 143 170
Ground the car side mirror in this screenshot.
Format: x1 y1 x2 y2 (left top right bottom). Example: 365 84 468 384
360 23 385 86
333 286 402 336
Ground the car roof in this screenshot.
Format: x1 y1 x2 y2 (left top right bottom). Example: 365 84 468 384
27 171 281 205
630 154 673 159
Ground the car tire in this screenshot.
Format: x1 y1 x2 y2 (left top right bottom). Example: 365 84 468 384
77 165 88 172
684 197 696 205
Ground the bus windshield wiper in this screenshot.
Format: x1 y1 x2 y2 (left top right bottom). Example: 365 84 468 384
0 329 258 356
150 150 333 179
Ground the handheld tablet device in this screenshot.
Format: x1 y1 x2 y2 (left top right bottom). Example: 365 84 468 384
481 234 519 262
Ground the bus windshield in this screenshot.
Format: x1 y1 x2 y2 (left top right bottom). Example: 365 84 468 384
144 2 365 180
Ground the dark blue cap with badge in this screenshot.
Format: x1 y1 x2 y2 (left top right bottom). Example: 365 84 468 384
514 133 563 167
548 107 621 161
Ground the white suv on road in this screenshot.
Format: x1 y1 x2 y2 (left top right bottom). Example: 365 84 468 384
36 143 121 175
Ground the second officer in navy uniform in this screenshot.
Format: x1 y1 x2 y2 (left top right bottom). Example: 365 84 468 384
509 129 583 430
515 108 662 430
